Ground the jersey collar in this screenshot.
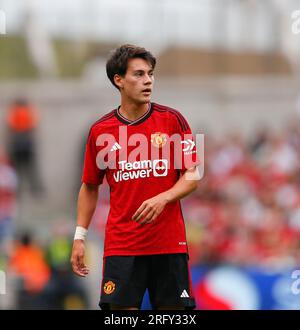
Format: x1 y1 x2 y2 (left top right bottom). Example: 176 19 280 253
115 103 153 126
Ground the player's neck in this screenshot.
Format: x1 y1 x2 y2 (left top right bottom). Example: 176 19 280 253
118 101 150 122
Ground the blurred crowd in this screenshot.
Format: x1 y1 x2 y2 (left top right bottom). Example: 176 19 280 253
184 118 300 268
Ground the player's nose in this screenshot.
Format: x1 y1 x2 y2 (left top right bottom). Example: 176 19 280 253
144 74 153 85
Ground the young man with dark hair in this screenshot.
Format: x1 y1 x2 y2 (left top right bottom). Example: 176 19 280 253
70 44 200 310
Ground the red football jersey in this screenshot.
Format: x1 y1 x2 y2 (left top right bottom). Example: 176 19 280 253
82 102 200 257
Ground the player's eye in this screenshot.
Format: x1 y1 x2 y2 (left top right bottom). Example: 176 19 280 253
134 72 143 77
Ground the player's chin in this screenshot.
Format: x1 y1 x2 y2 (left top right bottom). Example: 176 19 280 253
139 95 151 103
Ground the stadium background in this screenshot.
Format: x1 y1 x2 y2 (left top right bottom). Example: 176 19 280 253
1 0 300 309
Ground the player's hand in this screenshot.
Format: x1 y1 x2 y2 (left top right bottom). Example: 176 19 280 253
70 240 90 277
132 193 168 225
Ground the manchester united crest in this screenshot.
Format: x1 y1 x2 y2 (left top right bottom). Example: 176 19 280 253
151 132 167 148
104 281 115 295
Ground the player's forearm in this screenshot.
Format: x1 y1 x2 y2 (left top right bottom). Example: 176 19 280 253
162 167 199 204
76 183 99 229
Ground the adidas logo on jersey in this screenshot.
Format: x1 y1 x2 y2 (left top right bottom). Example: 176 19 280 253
110 142 122 151
180 290 189 298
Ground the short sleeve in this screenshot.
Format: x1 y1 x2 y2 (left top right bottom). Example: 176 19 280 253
81 128 105 185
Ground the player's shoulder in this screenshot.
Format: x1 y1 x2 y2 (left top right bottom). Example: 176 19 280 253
152 102 189 131
89 109 117 132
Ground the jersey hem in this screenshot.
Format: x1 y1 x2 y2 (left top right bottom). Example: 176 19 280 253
103 248 188 257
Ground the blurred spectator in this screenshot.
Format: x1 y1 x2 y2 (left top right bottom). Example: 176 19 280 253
9 232 51 309
0 149 18 260
5 98 44 196
7 225 89 310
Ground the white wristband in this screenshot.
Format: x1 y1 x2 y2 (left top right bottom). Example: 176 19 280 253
74 226 88 241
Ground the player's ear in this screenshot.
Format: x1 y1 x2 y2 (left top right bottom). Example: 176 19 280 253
114 74 123 90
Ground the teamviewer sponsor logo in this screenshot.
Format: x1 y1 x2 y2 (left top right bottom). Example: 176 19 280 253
152 159 168 177
113 159 168 182
0 270 6 295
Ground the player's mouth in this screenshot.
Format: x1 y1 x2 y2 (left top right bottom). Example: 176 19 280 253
141 88 152 95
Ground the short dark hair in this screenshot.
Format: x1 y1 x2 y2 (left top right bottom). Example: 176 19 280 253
106 44 156 90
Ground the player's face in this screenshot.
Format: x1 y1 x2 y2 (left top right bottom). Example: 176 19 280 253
116 58 154 104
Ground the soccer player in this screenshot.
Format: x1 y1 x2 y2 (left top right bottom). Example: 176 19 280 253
70 44 201 310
